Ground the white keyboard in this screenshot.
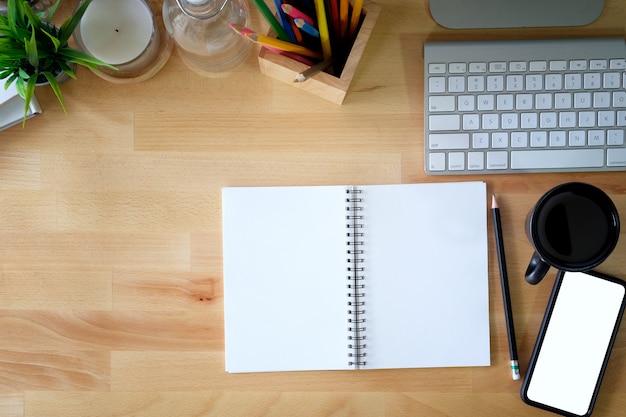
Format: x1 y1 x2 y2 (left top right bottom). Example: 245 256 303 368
424 38 626 175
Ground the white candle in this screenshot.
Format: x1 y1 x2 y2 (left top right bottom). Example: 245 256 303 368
79 0 155 66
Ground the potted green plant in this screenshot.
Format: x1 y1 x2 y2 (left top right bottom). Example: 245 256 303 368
0 0 116 123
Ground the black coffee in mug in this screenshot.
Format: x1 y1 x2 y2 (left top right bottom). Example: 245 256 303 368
525 182 620 285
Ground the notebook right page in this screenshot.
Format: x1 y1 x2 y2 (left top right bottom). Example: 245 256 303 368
362 181 490 369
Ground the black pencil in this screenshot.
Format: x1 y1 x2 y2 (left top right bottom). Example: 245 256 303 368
491 194 520 380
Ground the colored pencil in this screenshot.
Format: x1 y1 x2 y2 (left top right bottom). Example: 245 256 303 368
281 3 315 24
491 195 521 381
290 19 304 44
230 24 315 65
312 0 332 60
294 18 320 38
245 33 324 59
328 0 340 40
294 57 334 82
273 0 297 43
252 0 291 42
340 0 349 39
349 0 363 38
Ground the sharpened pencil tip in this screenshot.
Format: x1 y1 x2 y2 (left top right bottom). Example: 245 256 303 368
491 194 498 209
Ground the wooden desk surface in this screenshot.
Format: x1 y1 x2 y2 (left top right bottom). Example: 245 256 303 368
1 0 625 416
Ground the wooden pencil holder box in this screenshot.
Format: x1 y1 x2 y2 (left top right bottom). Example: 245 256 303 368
257 0 380 105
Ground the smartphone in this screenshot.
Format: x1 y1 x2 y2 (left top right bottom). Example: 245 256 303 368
521 270 626 417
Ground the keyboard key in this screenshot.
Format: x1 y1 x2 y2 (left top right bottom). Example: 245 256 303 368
607 148 626 166
526 74 542 91
588 130 605 146
428 77 446 93
549 60 567 71
429 63 446 74
489 62 506 72
569 131 586 146
429 96 455 112
487 75 504 91
511 132 528 148
530 131 547 147
604 73 621 89
549 131 566 147
487 151 508 169
469 63 487 73
590 59 608 70
448 152 465 170
510 62 527 72
458 95 475 111
448 76 465 92
565 74 582 90
511 149 604 169
529 61 547 71
613 92 626 107
467 152 484 170
598 110 615 126
429 153 446 171
429 115 460 131
449 63 467 73
429 133 469 149
463 114 480 130
570 60 588 70
467 76 485 92
609 58 626 70
608 130 625 146
472 133 489 149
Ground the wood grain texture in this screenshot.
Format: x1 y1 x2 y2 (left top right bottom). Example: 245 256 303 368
0 1 625 416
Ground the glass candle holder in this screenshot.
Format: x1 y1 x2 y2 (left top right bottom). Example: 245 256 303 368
73 0 172 83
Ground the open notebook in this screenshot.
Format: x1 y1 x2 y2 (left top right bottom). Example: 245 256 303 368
222 182 490 373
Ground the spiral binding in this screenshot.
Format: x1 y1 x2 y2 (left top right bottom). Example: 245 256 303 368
346 187 366 368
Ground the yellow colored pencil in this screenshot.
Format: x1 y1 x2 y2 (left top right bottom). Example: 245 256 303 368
349 0 363 39
245 33 324 60
313 0 332 61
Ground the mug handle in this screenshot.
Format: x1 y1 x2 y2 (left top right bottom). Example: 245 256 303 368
525 252 551 285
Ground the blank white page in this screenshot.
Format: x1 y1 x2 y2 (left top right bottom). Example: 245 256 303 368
223 186 350 373
363 182 490 368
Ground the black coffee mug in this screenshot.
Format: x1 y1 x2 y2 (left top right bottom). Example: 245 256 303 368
525 182 620 285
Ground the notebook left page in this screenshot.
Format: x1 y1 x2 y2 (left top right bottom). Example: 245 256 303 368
223 186 351 373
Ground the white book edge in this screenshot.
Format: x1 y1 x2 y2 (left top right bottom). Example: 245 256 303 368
0 81 43 131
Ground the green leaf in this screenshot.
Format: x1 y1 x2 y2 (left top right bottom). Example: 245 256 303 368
58 61 77 79
6 0 19 37
18 67 29 79
43 71 66 114
58 47 118 71
14 75 25 98
22 0 42 30
58 0 93 45
22 74 37 126
25 25 38 67
41 27 62 52
45 0 62 21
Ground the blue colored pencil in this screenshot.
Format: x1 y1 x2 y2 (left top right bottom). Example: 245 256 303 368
294 17 320 38
273 0 297 43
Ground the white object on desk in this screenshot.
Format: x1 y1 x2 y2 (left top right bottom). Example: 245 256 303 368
0 81 42 131
78 0 155 66
222 182 490 373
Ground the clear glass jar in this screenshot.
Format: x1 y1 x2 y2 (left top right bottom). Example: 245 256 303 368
163 0 251 74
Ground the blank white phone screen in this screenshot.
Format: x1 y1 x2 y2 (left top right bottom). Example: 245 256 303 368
526 271 625 416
